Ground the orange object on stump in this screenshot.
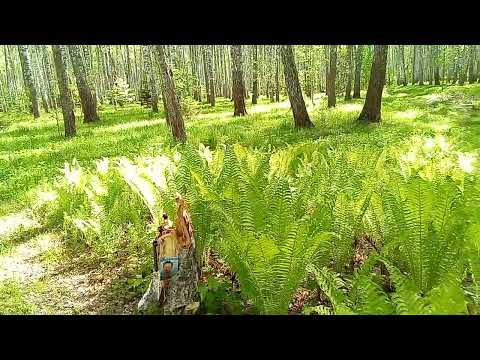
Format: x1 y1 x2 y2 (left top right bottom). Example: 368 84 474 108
138 194 200 314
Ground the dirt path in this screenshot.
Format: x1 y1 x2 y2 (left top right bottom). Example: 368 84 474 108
0 212 139 315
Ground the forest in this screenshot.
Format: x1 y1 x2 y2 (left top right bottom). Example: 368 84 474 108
0 44 479 315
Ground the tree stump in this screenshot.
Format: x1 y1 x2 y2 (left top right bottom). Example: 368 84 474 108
138 194 200 315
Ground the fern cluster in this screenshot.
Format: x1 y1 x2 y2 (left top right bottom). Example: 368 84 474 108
31 132 479 314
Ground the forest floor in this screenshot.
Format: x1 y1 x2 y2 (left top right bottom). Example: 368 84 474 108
1 84 480 314
0 220 140 314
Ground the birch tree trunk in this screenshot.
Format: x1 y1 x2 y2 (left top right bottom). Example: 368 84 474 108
353 45 363 98
433 45 441 85
280 45 314 129
358 45 388 123
417 46 424 85
17 45 40 118
41 45 56 109
205 46 215 106
143 46 159 113
399 45 407 86
154 45 186 142
52 45 76 138
345 45 353 100
459 46 467 86
327 45 337 107
412 45 417 84
252 45 259 105
468 45 476 84
231 45 247 116
68 45 99 123
275 46 280 102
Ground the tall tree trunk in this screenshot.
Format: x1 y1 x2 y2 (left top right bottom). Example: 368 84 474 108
52 45 76 138
252 45 258 105
207 46 215 106
327 45 337 107
223 45 230 98
154 45 186 142
275 46 280 102
452 61 458 84
125 45 132 86
400 45 407 86
17 45 40 118
468 45 476 84
32 46 50 113
395 46 401 86
202 46 210 104
417 46 424 85
68 45 99 123
41 45 56 109
280 45 314 129
189 45 201 102
412 45 417 84
324 45 329 96
433 45 441 85
459 46 467 86
358 45 388 123
231 45 247 116
143 46 159 112
345 45 353 100
353 45 363 98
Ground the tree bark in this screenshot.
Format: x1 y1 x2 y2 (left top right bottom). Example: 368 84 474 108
41 45 56 109
345 45 353 100
17 45 40 118
189 45 202 102
143 46 159 113
353 45 363 98
275 46 280 102
32 46 50 113
154 45 186 142
412 45 417 84
280 45 314 129
252 45 259 105
207 46 215 106
231 45 247 116
468 45 476 84
417 46 424 85
459 46 467 86
202 46 210 104
358 45 388 123
68 45 99 123
433 45 441 85
327 45 337 107
52 45 76 138
398 45 407 86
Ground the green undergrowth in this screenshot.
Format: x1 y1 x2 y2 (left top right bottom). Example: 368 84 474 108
1 84 480 314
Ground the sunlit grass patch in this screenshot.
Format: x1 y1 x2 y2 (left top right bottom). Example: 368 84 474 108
0 279 36 314
391 109 423 121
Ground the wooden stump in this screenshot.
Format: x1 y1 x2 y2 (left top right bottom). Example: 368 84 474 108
138 195 200 315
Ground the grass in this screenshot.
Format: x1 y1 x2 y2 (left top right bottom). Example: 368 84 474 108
0 279 37 314
1 85 478 218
